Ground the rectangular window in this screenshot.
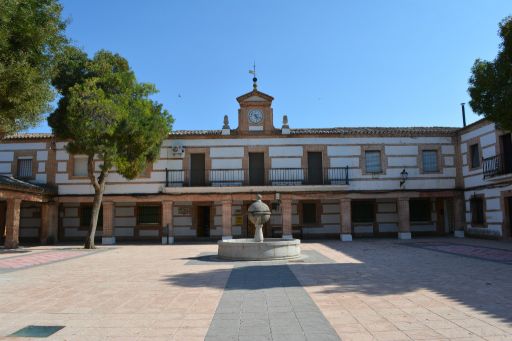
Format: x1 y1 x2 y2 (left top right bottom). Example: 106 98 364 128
80 205 103 230
365 151 382 173
17 158 32 178
470 197 485 226
352 200 375 223
470 144 481 168
302 203 317 224
422 150 439 173
409 199 431 222
137 205 161 225
73 156 88 177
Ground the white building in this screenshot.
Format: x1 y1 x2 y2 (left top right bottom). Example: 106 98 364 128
0 83 511 247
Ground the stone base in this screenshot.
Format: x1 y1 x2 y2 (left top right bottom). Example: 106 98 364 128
282 234 293 240
398 232 411 240
454 230 465 238
222 236 233 240
218 238 301 261
340 234 352 242
102 236 116 245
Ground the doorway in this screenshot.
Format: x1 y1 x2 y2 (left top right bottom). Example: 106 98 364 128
190 153 206 186
196 206 210 237
0 201 5 243
506 196 512 238
307 152 323 185
435 198 445 234
249 153 265 185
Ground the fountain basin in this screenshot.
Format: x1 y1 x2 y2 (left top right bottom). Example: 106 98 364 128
217 238 301 261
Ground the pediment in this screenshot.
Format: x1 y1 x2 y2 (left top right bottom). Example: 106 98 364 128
236 89 274 104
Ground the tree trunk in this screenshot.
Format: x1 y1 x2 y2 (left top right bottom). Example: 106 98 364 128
84 155 108 249
84 188 104 249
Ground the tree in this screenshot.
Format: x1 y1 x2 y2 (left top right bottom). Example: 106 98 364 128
468 16 512 131
0 0 67 137
49 47 173 248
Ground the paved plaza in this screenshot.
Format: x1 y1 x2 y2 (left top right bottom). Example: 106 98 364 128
0 238 511 340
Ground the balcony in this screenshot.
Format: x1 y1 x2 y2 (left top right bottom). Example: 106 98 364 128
165 167 349 187
483 154 512 179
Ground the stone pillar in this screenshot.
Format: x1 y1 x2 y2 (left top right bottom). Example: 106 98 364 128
453 195 465 238
281 198 293 239
398 197 411 240
222 200 232 240
339 198 352 241
162 200 174 244
101 202 115 245
4 198 22 249
40 202 58 245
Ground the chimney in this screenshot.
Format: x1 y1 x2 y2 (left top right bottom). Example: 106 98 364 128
460 103 467 127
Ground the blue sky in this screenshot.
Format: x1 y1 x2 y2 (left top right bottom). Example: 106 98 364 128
27 0 511 133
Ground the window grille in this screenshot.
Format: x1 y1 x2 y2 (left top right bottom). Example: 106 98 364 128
409 199 431 222
422 150 438 173
17 158 32 178
73 156 88 177
352 200 375 223
365 151 382 173
137 205 161 225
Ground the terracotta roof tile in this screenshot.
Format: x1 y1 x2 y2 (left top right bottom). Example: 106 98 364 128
0 175 55 194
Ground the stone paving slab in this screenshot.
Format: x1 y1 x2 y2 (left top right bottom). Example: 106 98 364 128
206 263 340 341
404 241 512 264
185 250 335 265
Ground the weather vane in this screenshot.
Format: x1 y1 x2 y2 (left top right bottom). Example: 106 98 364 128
249 61 257 89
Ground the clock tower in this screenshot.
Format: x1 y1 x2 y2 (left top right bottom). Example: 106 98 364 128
236 77 275 134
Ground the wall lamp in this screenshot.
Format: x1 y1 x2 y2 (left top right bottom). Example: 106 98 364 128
400 168 408 188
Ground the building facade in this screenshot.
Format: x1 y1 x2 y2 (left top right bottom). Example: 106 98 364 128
1 83 511 247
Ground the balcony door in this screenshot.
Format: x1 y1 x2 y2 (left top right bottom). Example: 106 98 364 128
500 133 512 174
249 153 265 186
308 152 323 185
190 153 205 186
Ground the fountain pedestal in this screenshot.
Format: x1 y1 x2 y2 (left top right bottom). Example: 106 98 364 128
217 195 301 261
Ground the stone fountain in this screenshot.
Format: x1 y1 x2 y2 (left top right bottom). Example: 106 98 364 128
217 195 301 260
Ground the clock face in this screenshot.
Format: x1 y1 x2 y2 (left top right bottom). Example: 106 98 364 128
248 109 263 124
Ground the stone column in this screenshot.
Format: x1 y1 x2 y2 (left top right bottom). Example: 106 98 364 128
40 202 58 245
4 198 22 249
453 195 465 238
162 200 174 244
101 202 115 245
222 200 232 240
281 198 293 239
339 198 352 241
397 197 411 240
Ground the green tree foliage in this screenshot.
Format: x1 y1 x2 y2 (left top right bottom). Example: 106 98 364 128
49 47 173 248
0 0 67 136
468 16 512 131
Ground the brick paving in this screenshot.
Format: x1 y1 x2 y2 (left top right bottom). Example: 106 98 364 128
0 238 510 340
0 250 96 271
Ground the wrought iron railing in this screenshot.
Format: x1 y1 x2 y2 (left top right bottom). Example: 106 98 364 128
483 154 512 179
165 167 349 187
